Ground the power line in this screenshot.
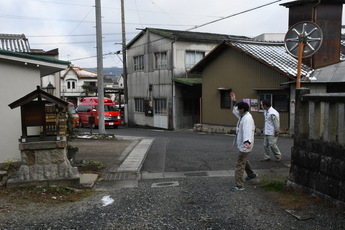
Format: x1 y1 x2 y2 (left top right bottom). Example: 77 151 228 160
187 0 282 31
135 0 144 28
28 33 123 38
27 0 91 7
149 0 182 27
0 13 195 28
30 40 121 46
58 6 94 45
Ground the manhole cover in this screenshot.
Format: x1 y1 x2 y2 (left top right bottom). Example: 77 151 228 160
151 181 179 188
184 172 208 177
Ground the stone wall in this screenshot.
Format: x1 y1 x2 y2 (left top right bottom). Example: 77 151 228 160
289 88 345 204
290 140 345 202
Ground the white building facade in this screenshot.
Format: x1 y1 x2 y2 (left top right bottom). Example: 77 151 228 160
60 66 98 105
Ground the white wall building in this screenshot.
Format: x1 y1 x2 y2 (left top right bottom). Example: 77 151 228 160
60 66 98 105
0 49 69 164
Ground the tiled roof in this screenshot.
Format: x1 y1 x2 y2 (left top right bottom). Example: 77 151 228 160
61 66 97 79
190 39 315 79
229 40 314 78
73 67 98 78
0 33 30 52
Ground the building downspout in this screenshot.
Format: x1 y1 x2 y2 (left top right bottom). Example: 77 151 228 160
170 39 176 130
310 0 321 68
312 0 321 22
199 97 202 131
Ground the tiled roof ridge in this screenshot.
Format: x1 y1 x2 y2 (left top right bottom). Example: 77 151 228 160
228 38 285 45
146 27 249 40
0 33 27 39
148 27 230 36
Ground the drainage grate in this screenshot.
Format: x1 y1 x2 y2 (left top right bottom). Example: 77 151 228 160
104 172 138 181
151 181 179 188
184 171 208 177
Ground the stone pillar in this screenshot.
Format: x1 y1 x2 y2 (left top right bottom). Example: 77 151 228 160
294 88 310 144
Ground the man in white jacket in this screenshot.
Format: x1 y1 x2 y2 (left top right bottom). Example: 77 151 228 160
229 92 257 191
260 100 282 162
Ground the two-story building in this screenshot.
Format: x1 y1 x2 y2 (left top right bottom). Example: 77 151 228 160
60 66 98 105
126 28 248 129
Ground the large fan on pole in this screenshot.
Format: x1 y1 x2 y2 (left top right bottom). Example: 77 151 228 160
284 22 323 88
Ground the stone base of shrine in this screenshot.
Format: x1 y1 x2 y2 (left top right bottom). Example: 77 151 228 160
6 140 80 188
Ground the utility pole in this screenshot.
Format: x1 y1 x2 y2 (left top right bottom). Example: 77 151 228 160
95 0 105 133
121 0 129 126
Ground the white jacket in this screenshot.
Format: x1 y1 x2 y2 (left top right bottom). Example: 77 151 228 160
232 105 255 152
263 107 280 135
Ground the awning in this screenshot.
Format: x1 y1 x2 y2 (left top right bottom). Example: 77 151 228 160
173 78 202 86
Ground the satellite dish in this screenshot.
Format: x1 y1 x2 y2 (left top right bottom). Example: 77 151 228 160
284 22 323 58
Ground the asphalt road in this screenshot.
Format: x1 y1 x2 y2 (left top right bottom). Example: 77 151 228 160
2 127 345 230
79 127 293 174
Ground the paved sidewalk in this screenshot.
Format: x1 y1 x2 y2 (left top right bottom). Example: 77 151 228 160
69 135 154 187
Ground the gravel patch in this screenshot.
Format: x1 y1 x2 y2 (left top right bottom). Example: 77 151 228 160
1 176 345 229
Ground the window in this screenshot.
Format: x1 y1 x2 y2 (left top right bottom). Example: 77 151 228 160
220 90 231 109
67 80 76 89
185 51 205 69
154 99 167 115
273 95 288 112
258 93 288 112
104 105 118 112
134 55 144 71
134 98 145 113
76 105 92 112
154 52 167 69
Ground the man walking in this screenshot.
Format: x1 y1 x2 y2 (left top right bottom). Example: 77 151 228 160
260 100 282 162
229 92 257 191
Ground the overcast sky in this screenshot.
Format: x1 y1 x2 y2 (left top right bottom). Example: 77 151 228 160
1 0 345 69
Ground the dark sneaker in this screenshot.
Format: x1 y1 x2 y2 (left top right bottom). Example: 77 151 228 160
245 173 258 181
229 186 245 191
275 157 282 162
